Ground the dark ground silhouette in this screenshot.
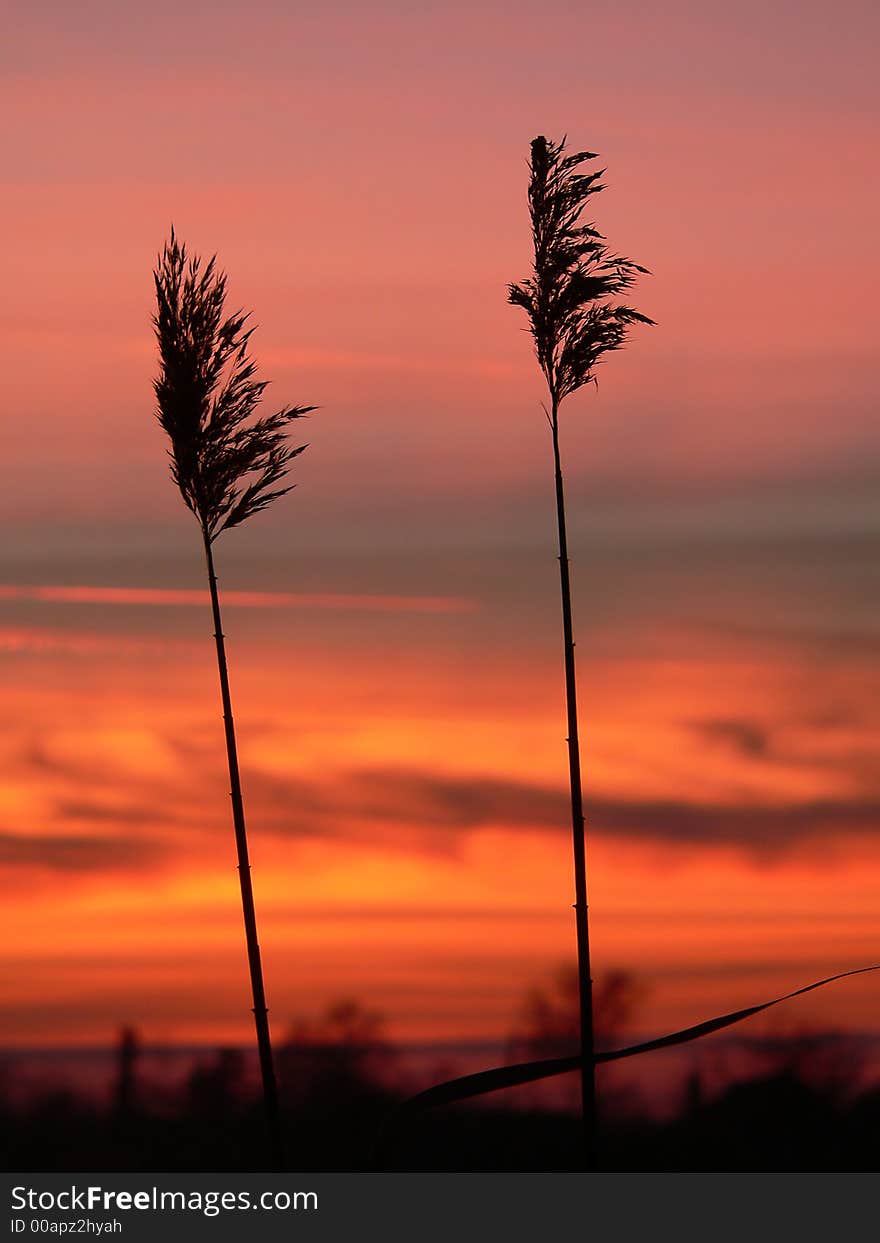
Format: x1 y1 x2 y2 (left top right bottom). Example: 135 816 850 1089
4 1018 878 1172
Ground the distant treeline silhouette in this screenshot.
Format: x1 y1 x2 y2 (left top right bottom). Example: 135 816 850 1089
4 1004 880 1173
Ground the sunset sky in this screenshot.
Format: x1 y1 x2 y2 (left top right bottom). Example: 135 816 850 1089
2 0 879 1055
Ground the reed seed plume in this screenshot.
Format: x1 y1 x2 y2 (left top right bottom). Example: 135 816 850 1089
508 135 654 404
153 228 314 541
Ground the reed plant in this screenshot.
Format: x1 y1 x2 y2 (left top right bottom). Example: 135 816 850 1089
372 138 879 1173
508 135 653 1162
153 231 313 1167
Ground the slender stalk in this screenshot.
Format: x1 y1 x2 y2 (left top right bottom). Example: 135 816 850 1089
204 532 283 1169
550 404 597 1167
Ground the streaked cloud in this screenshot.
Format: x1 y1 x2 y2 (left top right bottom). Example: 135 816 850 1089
0 626 162 656
246 767 880 855
690 718 771 759
0 584 474 613
11 761 875 867
0 831 162 872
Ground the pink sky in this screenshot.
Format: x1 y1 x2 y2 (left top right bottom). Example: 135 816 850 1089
3 0 878 537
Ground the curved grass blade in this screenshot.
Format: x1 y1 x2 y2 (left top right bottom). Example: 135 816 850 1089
381 964 880 1126
597 962 880 1064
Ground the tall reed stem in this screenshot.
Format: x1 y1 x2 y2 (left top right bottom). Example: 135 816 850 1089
203 533 283 1168
550 403 597 1167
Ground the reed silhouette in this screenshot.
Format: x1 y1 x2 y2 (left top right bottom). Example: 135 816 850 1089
153 231 314 1167
508 135 653 1162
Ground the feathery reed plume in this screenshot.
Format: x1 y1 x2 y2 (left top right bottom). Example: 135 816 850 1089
508 136 654 1164
153 230 314 1167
